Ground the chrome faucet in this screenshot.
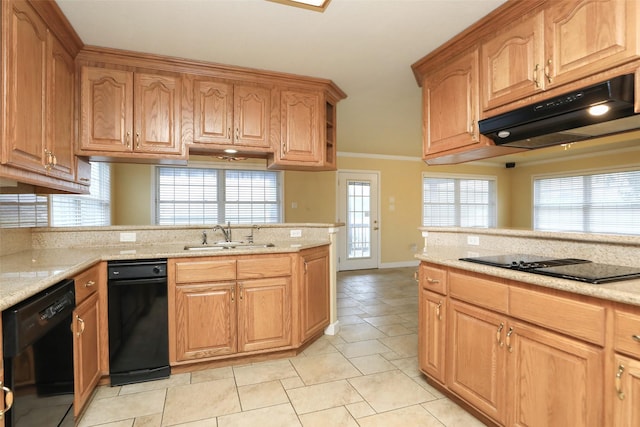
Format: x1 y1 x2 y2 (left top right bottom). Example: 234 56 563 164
202 230 208 245
213 222 232 242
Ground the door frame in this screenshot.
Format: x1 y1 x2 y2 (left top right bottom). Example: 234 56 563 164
336 170 380 271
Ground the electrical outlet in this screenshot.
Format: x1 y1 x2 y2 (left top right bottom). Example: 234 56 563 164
467 235 480 246
290 229 302 238
120 232 137 242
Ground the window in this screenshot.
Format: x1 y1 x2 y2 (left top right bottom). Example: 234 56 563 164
422 174 497 227
0 162 110 228
50 162 111 227
0 194 48 228
156 166 282 225
534 169 640 235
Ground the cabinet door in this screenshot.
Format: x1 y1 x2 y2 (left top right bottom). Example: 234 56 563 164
234 84 271 147
47 34 75 181
193 79 234 144
613 354 640 427
238 277 292 352
508 321 604 427
135 73 183 154
481 12 545 111
73 292 101 417
424 49 481 157
80 67 134 152
300 247 330 342
419 288 446 384
447 299 507 424
545 0 639 88
278 90 323 165
175 282 237 361
4 0 48 172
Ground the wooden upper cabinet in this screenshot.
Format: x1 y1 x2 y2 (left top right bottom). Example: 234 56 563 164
3 0 48 172
545 0 639 88
423 49 481 158
268 88 332 169
80 66 184 157
481 12 545 111
192 80 270 148
80 67 133 152
47 34 76 181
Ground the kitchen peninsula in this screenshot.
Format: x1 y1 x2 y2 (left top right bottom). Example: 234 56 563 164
415 227 640 427
0 223 339 418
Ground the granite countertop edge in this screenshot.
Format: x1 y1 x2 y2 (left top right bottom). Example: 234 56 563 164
0 241 330 311
415 248 640 307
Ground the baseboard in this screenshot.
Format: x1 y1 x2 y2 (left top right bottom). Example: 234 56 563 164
379 260 420 269
324 320 340 335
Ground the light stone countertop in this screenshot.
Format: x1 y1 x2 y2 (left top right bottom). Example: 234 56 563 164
415 246 640 307
0 241 330 311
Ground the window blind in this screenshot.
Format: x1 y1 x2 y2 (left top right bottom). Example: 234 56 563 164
423 175 496 227
534 169 640 235
50 162 111 226
156 167 282 225
0 194 48 228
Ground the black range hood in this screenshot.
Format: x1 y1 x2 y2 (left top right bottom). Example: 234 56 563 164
479 74 640 149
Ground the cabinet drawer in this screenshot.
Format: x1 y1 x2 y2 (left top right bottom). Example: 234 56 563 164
510 286 605 346
174 258 236 284
74 263 100 303
237 255 291 279
449 271 508 313
420 263 447 295
614 308 640 358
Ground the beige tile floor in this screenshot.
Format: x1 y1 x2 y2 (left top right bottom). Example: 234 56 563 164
77 267 486 427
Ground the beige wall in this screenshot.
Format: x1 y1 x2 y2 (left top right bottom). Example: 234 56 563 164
112 163 153 225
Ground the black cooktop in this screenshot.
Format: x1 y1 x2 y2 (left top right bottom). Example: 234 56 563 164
459 254 640 284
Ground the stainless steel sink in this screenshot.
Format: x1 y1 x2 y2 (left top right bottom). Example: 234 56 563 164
184 242 275 251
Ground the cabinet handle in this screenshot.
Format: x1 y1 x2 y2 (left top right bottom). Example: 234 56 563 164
496 322 504 347
0 381 14 420
282 142 287 155
44 149 53 171
126 131 131 147
436 301 443 320
239 284 243 300
76 315 85 336
52 154 57 166
236 128 240 140
632 334 640 343
84 280 95 288
413 270 419 282
468 120 475 135
228 128 231 139
79 177 90 182
544 59 553 84
533 64 540 88
136 132 140 148
231 286 235 303
304 261 308 274
506 327 514 353
426 277 440 284
616 364 626 400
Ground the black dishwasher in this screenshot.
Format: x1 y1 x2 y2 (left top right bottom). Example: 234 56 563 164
107 259 169 386
2 279 75 427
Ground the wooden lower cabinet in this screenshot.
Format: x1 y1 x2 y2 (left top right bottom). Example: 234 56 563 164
613 354 640 426
72 291 101 417
238 277 291 352
418 288 446 384
507 320 603 427
174 282 237 361
0 316 7 427
169 253 298 364
299 247 330 342
448 299 507 424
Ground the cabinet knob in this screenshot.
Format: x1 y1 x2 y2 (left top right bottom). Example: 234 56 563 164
136 132 140 148
632 334 640 343
84 280 95 288
75 315 85 336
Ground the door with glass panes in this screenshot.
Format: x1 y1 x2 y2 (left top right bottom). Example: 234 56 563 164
337 171 379 271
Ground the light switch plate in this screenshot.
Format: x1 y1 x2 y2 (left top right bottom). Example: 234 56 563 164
290 229 302 238
467 235 480 246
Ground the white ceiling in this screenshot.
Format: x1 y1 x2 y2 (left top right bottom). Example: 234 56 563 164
56 0 507 158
